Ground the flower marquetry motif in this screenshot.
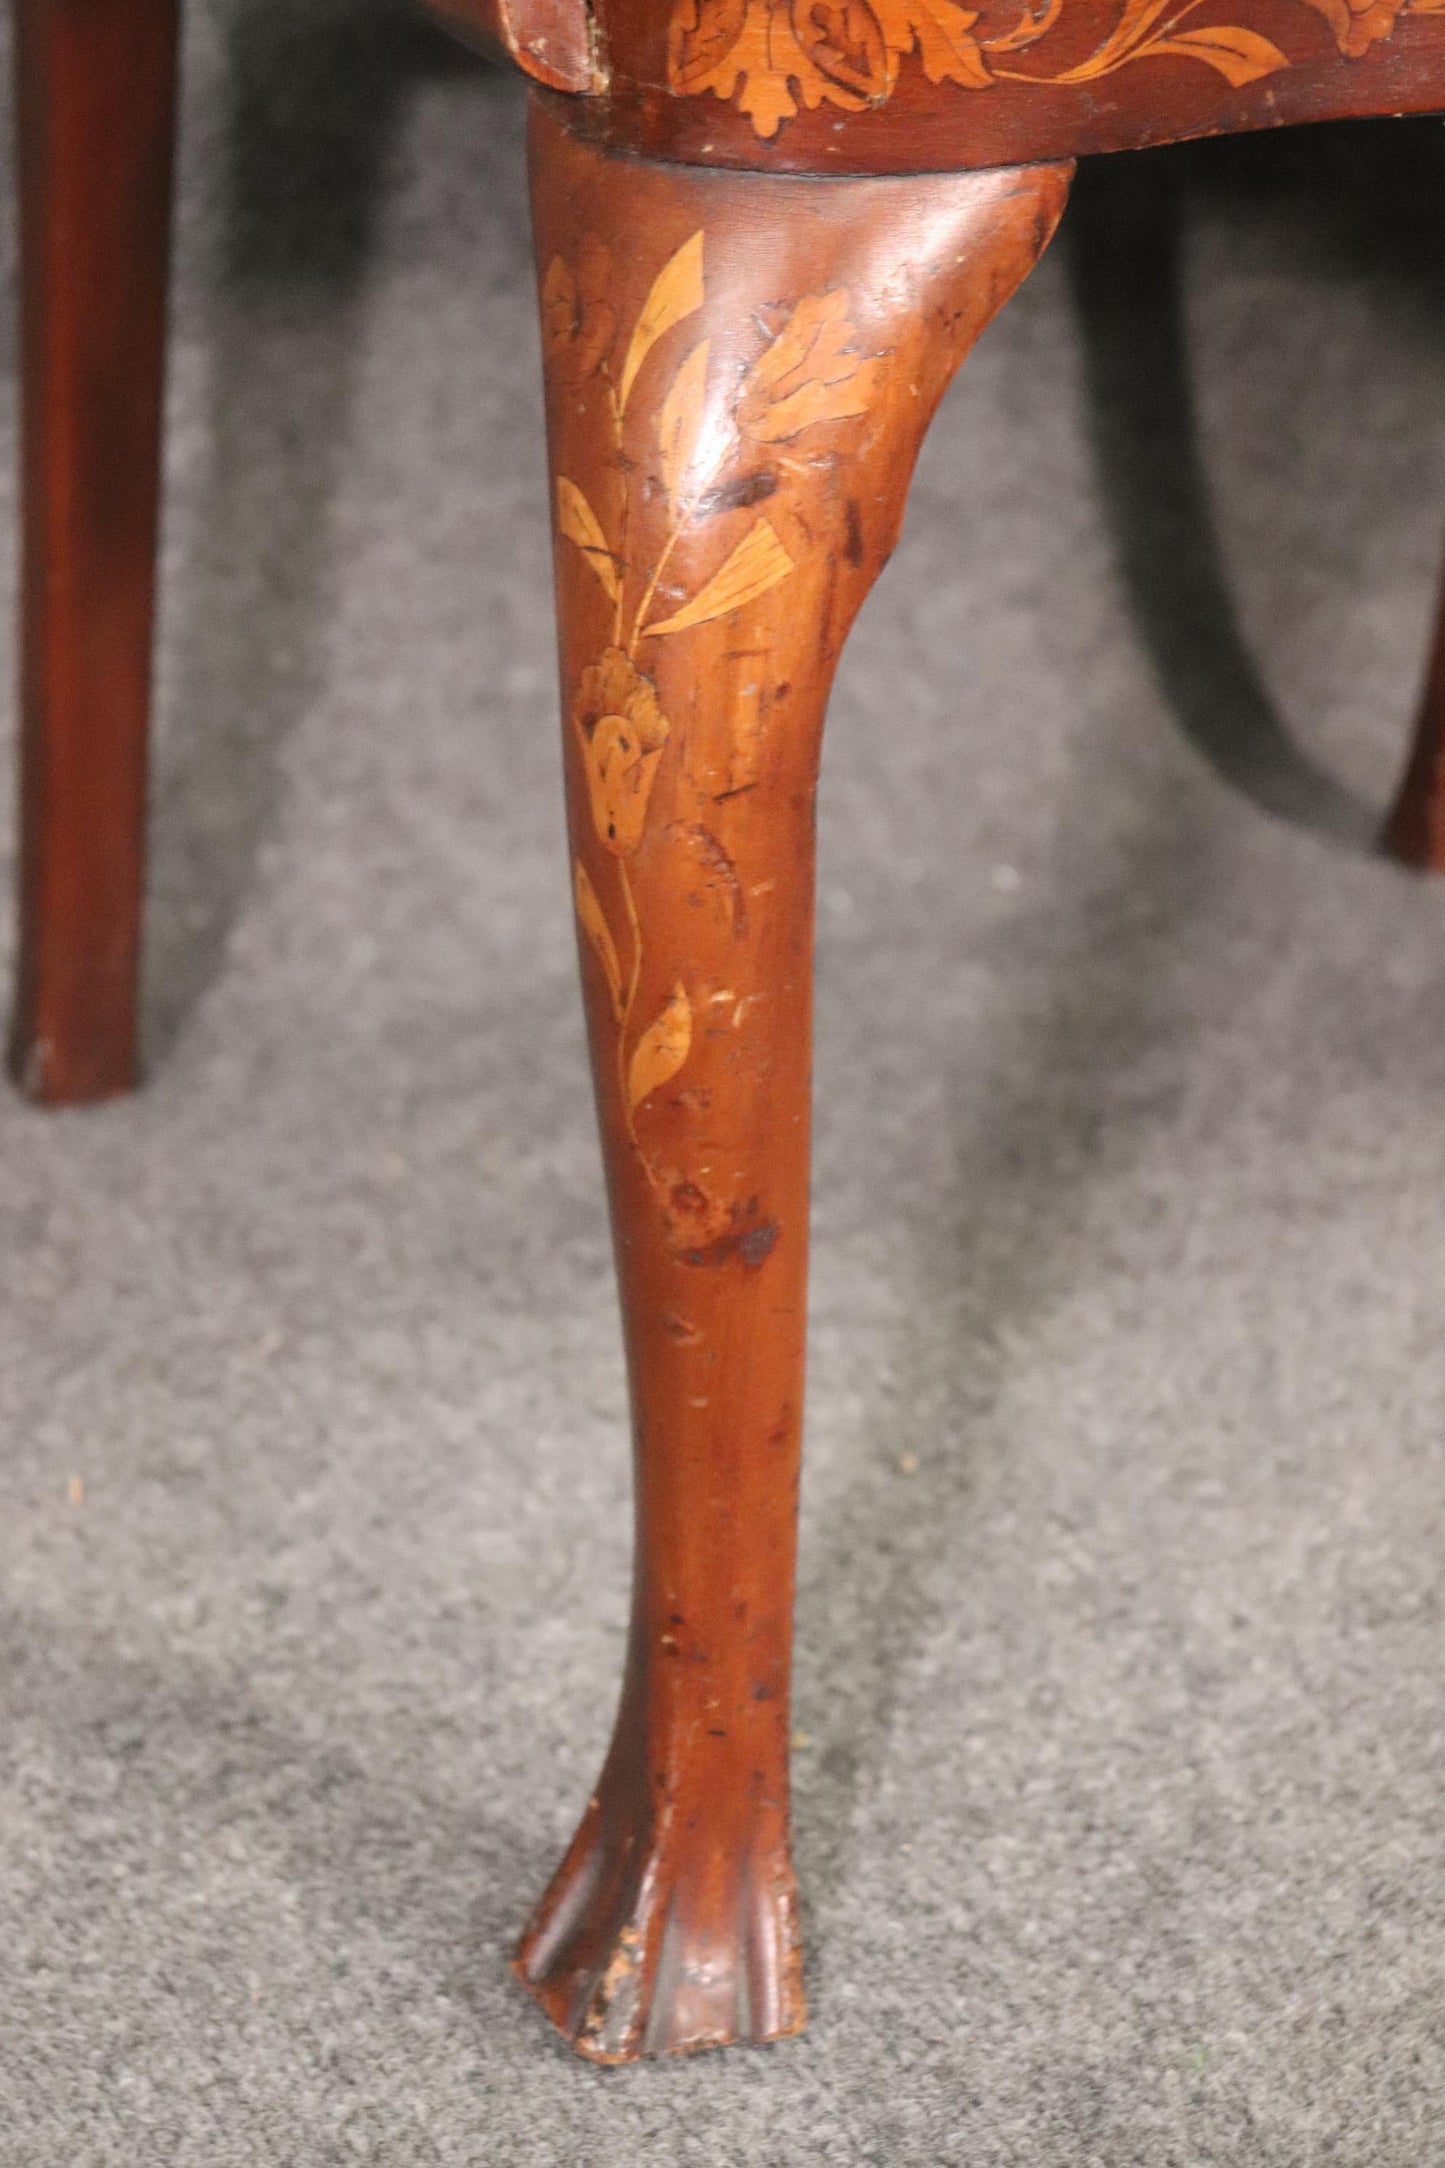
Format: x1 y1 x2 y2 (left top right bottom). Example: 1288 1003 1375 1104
547 229 884 1199
667 0 1445 138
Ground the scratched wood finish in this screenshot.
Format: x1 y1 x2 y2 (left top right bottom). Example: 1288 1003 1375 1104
518 92 1072 2063
10 0 179 1103
1383 576 1445 869
425 0 596 89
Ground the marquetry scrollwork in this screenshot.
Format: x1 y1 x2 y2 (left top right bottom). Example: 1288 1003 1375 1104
667 0 1445 138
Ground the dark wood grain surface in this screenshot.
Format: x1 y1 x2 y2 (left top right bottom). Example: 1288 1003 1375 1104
11 0 180 1103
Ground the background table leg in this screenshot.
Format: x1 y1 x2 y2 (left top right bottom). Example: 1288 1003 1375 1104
10 0 180 1102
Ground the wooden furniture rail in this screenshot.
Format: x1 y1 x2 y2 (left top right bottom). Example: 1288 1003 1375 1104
12 0 1445 2065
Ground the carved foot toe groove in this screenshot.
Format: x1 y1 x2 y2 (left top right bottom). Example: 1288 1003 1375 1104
513 1800 805 2064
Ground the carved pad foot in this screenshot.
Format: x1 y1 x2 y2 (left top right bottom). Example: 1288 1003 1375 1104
514 1783 805 2064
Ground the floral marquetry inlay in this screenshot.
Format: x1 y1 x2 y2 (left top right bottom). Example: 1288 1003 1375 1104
546 228 885 1209
667 0 1445 137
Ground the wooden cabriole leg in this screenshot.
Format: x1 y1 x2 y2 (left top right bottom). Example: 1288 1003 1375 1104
519 93 1071 2065
10 0 180 1104
1383 565 1445 871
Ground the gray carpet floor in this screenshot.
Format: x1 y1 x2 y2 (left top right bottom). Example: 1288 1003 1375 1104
3 8 1445 2160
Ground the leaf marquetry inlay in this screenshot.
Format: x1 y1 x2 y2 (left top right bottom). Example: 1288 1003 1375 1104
546 227 885 1204
667 0 1445 138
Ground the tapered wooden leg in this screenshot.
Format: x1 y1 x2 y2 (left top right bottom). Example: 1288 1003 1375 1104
10 0 180 1103
517 95 1071 2065
1383 564 1445 870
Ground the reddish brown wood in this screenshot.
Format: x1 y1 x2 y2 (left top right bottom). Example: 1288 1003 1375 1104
1383 565 1445 869
585 0 1445 176
424 0 596 89
518 90 1071 2063
10 0 179 1104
